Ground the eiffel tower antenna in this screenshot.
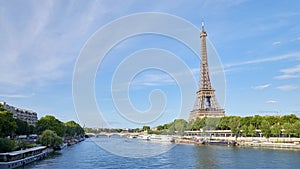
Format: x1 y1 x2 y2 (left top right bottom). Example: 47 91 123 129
188 23 225 121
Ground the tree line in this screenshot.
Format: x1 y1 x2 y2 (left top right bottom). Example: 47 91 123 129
150 114 300 138
0 105 84 152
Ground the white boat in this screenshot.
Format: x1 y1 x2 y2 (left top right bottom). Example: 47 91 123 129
149 135 175 143
0 146 47 169
138 135 150 141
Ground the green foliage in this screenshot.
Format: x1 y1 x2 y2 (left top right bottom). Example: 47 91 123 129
204 118 220 131
280 114 298 124
248 124 256 137
241 125 248 137
142 126 150 132
217 116 230 130
36 115 65 137
15 119 30 135
156 125 164 131
37 130 63 147
16 139 30 150
228 116 241 140
294 121 300 137
271 123 281 137
173 119 187 136
0 110 17 137
260 120 271 138
0 138 15 153
283 123 294 137
191 117 206 130
148 130 163 135
64 121 84 137
134 128 140 132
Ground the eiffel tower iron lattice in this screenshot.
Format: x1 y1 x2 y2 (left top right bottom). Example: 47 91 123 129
188 23 225 121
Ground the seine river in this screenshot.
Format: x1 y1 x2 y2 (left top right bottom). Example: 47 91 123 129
25 136 300 169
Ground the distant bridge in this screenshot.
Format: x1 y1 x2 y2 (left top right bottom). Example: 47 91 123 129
85 132 134 137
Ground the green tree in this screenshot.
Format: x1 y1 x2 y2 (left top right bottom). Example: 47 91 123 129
142 126 150 132
186 120 194 131
248 124 256 137
134 128 140 133
271 123 281 137
173 119 187 136
156 125 164 131
37 130 63 147
283 123 294 138
0 110 17 137
252 115 262 129
229 116 241 141
204 118 220 131
217 116 231 130
260 120 271 139
294 121 300 137
241 125 248 137
0 138 15 153
64 121 84 137
191 117 205 130
15 119 30 135
280 114 299 124
36 115 65 137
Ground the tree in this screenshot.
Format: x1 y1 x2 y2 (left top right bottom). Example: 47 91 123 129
64 121 84 137
260 120 271 139
271 123 281 137
36 115 65 137
142 126 150 132
283 123 294 138
217 116 230 130
15 119 30 135
0 138 15 153
229 116 241 141
248 124 256 137
156 125 164 131
0 110 17 137
173 119 187 136
280 114 299 124
241 125 248 137
252 115 262 129
191 117 206 130
204 118 220 131
186 120 194 131
38 130 63 148
294 121 300 137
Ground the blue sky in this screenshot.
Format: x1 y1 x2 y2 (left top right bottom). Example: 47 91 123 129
1 0 300 128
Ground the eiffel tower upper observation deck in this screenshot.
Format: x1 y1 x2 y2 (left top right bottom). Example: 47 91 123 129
188 23 225 121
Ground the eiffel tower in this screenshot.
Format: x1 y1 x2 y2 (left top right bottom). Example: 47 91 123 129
188 23 225 121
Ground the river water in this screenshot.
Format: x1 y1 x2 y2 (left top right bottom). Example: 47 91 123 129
25 136 300 169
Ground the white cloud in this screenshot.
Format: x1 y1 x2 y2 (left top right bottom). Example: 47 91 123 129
266 100 278 104
131 73 176 87
253 84 271 90
0 93 35 98
272 41 281 45
0 1 111 89
280 64 300 74
274 64 300 80
277 85 299 91
274 74 298 80
224 52 300 68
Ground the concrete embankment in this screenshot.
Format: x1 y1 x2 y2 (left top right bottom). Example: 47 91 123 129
239 142 300 149
178 136 300 150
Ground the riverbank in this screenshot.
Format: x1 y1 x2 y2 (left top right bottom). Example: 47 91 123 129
173 136 300 150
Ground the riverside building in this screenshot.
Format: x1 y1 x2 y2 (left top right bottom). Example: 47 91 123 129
0 101 38 126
